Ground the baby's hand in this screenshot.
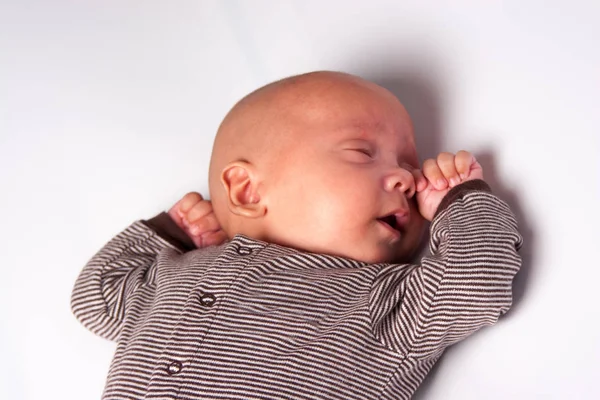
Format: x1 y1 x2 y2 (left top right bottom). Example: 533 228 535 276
414 150 484 221
168 192 228 248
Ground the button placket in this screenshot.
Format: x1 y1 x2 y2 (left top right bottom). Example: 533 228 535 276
174 240 263 385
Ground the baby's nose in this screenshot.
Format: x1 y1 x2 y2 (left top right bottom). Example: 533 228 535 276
384 168 416 198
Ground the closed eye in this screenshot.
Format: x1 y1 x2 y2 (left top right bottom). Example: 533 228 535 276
352 148 373 157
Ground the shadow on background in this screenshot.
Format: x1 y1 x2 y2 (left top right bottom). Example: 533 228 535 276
373 73 443 162
360 69 535 399
476 151 534 314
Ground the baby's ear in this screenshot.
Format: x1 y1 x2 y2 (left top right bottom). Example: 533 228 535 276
220 161 266 218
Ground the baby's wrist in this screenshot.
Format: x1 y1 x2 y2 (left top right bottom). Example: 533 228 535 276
433 179 491 219
143 212 196 252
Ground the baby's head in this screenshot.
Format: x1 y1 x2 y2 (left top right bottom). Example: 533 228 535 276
208 71 425 263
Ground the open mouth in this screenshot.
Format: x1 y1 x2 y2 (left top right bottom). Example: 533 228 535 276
377 214 402 233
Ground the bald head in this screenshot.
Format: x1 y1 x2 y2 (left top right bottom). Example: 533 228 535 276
209 71 371 187
208 71 417 242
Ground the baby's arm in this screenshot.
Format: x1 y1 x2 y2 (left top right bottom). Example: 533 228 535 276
370 151 523 359
71 193 226 340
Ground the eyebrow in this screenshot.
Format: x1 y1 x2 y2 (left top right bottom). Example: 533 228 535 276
350 120 385 134
336 122 381 141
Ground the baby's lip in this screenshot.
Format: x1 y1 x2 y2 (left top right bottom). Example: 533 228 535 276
377 208 410 232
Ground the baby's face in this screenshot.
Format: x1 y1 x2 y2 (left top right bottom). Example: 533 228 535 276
260 80 425 263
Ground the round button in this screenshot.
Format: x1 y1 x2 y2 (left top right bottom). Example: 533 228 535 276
200 293 216 307
167 360 182 375
236 246 252 256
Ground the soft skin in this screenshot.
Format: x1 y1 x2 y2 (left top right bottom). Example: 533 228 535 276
171 71 483 263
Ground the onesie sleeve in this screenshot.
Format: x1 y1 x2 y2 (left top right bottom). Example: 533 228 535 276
369 180 523 359
70 213 191 341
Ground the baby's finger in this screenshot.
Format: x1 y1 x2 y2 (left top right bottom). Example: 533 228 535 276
455 150 475 180
188 212 222 236
201 230 229 247
422 158 448 190
178 192 204 215
168 202 188 228
437 152 461 187
186 200 214 222
190 229 228 248
411 168 428 193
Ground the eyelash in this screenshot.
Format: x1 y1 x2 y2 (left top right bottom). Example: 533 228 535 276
353 148 373 157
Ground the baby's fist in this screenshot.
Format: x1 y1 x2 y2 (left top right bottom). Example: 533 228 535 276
168 192 228 248
415 151 484 221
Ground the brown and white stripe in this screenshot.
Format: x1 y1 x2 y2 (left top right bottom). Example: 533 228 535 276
71 183 522 399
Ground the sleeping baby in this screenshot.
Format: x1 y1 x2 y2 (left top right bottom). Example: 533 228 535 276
72 71 522 399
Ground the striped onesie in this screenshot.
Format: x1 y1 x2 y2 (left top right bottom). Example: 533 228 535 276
72 181 522 399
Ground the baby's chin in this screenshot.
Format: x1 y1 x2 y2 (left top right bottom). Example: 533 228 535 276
374 233 424 264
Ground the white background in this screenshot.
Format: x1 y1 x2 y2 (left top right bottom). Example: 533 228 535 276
1 1 599 399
